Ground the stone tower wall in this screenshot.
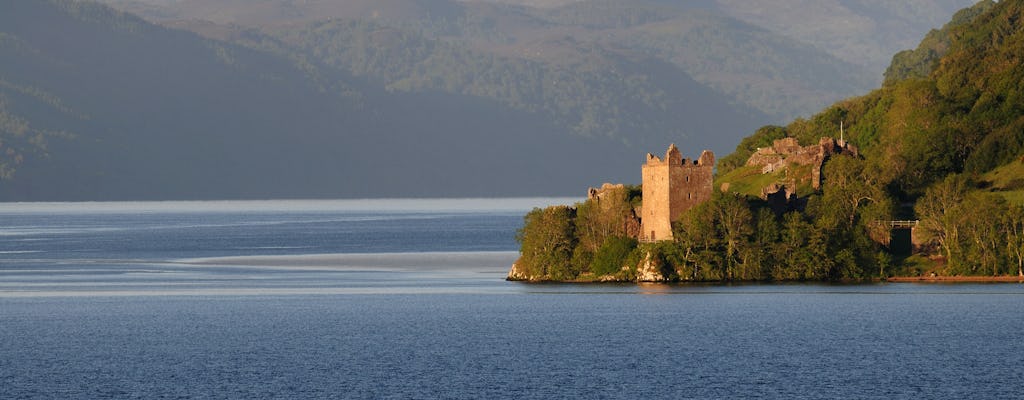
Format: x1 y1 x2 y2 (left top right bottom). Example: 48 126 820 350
640 145 714 241
641 161 672 242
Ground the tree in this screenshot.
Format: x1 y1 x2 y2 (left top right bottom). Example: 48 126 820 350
673 200 720 280
776 211 815 280
575 186 634 253
1004 205 1024 277
714 193 753 280
591 236 638 276
516 206 577 280
959 193 1007 275
914 175 967 271
821 155 884 226
745 208 779 280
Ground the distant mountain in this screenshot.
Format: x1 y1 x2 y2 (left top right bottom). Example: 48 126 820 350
98 0 977 128
0 0 979 200
101 0 896 122
0 0 641 200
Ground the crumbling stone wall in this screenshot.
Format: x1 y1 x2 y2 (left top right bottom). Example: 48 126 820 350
586 183 641 239
746 137 859 190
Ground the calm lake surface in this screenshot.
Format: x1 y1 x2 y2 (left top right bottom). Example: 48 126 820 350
2 199 1023 399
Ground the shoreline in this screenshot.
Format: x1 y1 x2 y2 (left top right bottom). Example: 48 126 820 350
883 275 1024 283
510 275 1024 284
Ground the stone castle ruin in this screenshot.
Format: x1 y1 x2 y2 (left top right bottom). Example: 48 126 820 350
746 137 859 191
593 138 853 243
640 144 714 242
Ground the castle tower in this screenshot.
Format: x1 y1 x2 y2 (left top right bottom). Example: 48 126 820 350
640 144 714 241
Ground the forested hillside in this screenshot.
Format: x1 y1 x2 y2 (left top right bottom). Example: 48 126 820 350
727 0 1018 198
711 0 1024 277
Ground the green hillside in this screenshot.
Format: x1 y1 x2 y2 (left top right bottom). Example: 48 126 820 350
718 0 1019 198
715 0 1024 276
979 160 1024 204
805 0 1017 197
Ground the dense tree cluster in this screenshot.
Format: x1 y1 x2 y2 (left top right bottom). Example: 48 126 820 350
915 175 1024 277
515 185 641 281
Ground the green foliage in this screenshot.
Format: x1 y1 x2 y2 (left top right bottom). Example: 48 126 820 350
575 186 634 252
570 246 594 279
670 192 757 281
515 206 577 279
914 174 968 271
591 236 638 276
515 191 641 280
883 1 996 85
715 0 1022 201
913 175 1024 276
672 156 893 282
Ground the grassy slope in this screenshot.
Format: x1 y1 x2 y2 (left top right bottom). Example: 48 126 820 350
715 163 816 198
980 160 1024 205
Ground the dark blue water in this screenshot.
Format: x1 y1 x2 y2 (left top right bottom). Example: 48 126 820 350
2 201 1023 399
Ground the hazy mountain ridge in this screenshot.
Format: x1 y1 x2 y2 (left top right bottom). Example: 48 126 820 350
0 0 980 200
0 0 651 200
715 0 976 74
101 0 894 122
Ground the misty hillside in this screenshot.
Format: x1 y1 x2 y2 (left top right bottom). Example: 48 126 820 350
0 0 654 200
102 0 975 119
0 0 978 200
478 0 974 74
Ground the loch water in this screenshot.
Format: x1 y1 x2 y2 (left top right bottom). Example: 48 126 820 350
1 200 1023 399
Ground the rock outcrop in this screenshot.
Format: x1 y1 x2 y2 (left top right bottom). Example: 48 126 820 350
506 261 538 281
635 251 669 282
